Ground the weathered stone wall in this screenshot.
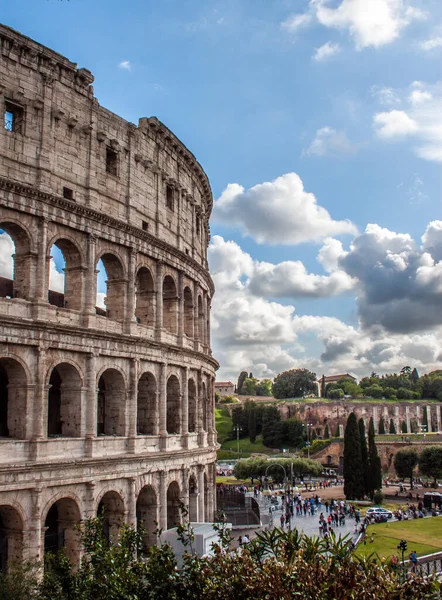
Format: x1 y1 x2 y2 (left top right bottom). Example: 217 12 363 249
0 24 217 570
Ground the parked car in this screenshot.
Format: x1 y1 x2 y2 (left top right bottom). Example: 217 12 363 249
366 507 393 521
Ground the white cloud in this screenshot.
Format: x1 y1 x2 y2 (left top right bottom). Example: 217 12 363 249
409 89 432 104
373 109 418 139
371 85 401 106
49 259 65 293
213 172 357 245
96 292 106 309
420 36 442 50
313 0 426 49
313 41 341 61
118 60 131 71
0 232 14 279
281 12 312 32
305 126 356 156
317 237 348 272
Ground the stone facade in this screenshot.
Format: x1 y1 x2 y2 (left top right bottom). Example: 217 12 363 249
0 25 218 571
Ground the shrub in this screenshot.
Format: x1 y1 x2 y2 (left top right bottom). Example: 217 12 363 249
219 395 238 404
373 490 384 505
396 387 412 399
327 387 344 399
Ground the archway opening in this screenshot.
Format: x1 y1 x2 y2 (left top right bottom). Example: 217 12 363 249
189 476 198 522
183 287 193 337
47 363 82 437
197 295 204 342
0 224 31 300
0 357 27 439
188 379 197 433
96 254 125 321
163 275 178 334
166 375 180 435
44 498 81 566
97 369 125 436
98 491 124 543
136 485 157 549
137 372 157 435
48 239 83 310
202 382 207 432
0 505 23 572
166 482 181 529
135 267 155 326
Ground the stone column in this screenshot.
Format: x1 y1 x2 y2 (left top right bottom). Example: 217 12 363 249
125 248 137 333
155 261 164 341
207 463 215 522
193 281 199 351
85 481 96 518
159 471 167 531
28 486 43 562
437 406 442 433
34 217 48 303
159 362 167 438
153 391 160 435
206 297 211 350
31 347 46 461
85 352 97 457
198 467 205 522
426 405 432 432
372 406 378 433
182 367 189 443
84 233 97 318
181 467 190 519
127 477 137 527
127 358 138 452
177 270 184 346
406 406 411 433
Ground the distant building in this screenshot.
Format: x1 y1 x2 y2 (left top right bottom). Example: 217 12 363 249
319 373 357 397
215 381 235 397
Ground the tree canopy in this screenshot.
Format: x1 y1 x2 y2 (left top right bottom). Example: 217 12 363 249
394 448 418 489
419 446 442 486
273 368 317 399
343 412 364 500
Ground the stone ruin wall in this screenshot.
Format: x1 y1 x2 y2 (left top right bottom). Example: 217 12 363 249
0 24 218 570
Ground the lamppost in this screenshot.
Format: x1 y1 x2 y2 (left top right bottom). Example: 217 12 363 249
233 425 243 459
305 441 311 459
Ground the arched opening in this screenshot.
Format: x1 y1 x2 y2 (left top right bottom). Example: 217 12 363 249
135 267 155 326
0 223 32 300
188 379 197 434
197 295 204 342
97 491 125 543
0 505 23 572
96 254 125 321
166 481 181 529
202 382 207 432
188 476 198 522
137 372 157 435
183 287 193 337
166 375 181 435
136 486 157 548
47 363 82 437
44 498 81 566
97 369 126 436
48 239 83 310
0 357 27 439
163 275 178 334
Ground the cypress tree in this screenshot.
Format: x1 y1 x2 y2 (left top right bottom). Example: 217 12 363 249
358 418 369 497
343 412 364 499
334 423 340 437
248 405 257 443
378 416 386 435
401 420 408 434
422 406 428 432
367 417 382 499
389 419 396 434
323 423 330 439
237 371 248 394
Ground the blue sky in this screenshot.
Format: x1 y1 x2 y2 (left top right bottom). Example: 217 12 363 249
2 0 442 381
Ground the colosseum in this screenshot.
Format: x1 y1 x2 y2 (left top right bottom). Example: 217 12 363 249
0 24 218 570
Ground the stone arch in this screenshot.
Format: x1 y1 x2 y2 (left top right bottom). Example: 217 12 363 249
47 362 83 437
166 481 181 529
137 371 157 435
135 266 155 326
202 381 207 432
136 485 157 548
97 491 125 543
163 275 178 334
188 475 198 522
0 504 24 572
96 253 126 321
183 286 193 337
0 357 28 439
197 295 204 342
188 378 197 433
0 221 33 300
48 237 84 311
97 368 126 436
43 497 81 566
166 374 181 434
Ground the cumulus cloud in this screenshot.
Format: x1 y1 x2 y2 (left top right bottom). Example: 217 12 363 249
313 0 427 49
313 41 341 61
213 172 357 245
118 60 131 71
371 85 401 106
0 232 14 279
372 81 442 162
420 36 442 50
305 126 356 156
281 12 312 31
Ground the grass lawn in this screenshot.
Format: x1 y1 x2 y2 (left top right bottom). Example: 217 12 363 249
221 435 272 455
215 407 233 443
355 517 442 559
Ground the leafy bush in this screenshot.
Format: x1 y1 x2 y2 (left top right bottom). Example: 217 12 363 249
373 490 384 505
327 387 344 399
219 395 238 404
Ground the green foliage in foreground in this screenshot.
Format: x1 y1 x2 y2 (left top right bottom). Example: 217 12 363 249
0 517 438 600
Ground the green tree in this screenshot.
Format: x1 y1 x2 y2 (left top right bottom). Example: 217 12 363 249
237 370 248 394
283 417 305 448
261 406 284 448
396 387 413 399
320 374 326 398
422 405 429 432
378 416 386 434
358 418 369 497
334 423 341 437
419 446 442 486
231 406 248 438
400 420 408 433
248 405 257 443
241 377 258 396
323 423 330 439
327 387 344 399
343 412 364 500
367 417 382 499
272 368 317 399
394 448 418 489
383 387 397 399
364 384 384 399
255 378 273 397
411 368 420 384
389 419 396 434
